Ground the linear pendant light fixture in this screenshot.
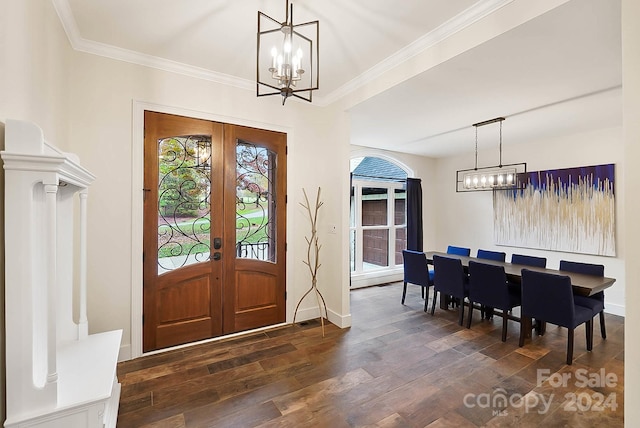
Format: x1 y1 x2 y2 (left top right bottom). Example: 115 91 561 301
456 117 526 192
257 0 319 105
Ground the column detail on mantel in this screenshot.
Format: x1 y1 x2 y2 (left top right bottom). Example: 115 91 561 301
44 183 59 385
2 120 122 428
79 190 89 339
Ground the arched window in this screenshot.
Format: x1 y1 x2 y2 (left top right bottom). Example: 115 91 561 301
350 156 409 286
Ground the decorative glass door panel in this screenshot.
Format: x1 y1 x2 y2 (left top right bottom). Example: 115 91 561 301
235 142 276 262
157 135 212 274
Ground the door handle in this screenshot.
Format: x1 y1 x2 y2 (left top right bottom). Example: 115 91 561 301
213 237 222 249
213 252 221 261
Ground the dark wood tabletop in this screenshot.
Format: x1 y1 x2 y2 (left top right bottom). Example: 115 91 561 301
424 251 616 297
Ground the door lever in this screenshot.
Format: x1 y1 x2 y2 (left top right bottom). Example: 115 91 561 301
213 252 221 261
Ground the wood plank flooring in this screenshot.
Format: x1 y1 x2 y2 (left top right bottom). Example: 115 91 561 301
117 282 624 427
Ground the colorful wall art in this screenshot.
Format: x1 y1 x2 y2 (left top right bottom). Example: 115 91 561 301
493 164 615 256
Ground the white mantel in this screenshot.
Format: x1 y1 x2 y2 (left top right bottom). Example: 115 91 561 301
2 120 122 428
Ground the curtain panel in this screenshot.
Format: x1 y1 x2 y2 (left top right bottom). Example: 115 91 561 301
406 178 423 251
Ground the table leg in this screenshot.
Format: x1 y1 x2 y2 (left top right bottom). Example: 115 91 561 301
521 315 533 339
439 294 450 310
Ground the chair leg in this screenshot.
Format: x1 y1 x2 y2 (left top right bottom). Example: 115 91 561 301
466 301 473 329
401 281 407 304
567 328 574 365
599 311 607 339
539 320 547 336
501 310 508 342
423 287 430 312
485 306 494 320
458 300 465 326
519 320 525 347
431 290 437 315
586 319 593 351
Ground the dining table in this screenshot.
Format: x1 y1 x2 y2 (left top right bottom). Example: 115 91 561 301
424 251 617 338
425 251 616 296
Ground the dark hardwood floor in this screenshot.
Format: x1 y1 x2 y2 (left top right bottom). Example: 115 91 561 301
117 282 624 427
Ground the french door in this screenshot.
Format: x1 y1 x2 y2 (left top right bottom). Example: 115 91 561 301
143 111 286 352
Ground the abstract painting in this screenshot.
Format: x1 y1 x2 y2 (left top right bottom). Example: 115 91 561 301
493 164 615 256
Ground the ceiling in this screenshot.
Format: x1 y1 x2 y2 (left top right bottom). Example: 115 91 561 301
55 0 622 158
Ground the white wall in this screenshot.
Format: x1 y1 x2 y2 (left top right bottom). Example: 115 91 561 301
0 121 4 425
0 0 73 148
433 126 625 316
622 0 640 424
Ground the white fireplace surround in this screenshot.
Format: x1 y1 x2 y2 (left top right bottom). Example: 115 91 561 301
2 120 122 428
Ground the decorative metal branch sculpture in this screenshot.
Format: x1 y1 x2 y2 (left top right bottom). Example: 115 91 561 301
292 187 328 337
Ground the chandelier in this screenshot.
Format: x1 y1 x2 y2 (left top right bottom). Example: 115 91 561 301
257 0 319 105
456 117 526 192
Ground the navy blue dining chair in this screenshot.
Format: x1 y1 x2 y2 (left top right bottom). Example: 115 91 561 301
519 269 593 365
509 254 545 293
476 249 506 262
401 250 432 312
475 249 506 318
467 261 521 341
559 260 606 339
508 254 547 331
511 254 547 268
447 246 471 256
427 246 471 281
431 255 469 325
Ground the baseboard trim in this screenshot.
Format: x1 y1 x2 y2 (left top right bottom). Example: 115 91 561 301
350 271 403 289
605 302 625 317
328 308 352 328
292 306 352 328
118 344 132 362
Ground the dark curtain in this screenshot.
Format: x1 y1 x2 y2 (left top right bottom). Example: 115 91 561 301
406 178 423 251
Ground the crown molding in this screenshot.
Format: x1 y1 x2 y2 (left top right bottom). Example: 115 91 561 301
316 0 514 106
78 38 254 91
52 0 512 105
52 0 83 43
51 0 253 91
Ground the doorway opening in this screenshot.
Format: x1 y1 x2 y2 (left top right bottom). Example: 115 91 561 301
350 156 409 288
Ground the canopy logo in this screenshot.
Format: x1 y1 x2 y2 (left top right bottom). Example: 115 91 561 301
463 388 552 415
462 368 619 416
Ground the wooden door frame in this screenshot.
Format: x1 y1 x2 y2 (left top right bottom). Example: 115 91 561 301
130 101 293 359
